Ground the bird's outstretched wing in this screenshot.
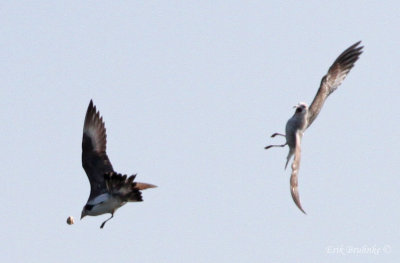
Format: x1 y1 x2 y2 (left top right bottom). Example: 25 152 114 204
307 41 363 128
290 132 306 214
82 100 114 199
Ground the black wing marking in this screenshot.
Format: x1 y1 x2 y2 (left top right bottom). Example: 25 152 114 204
82 100 114 200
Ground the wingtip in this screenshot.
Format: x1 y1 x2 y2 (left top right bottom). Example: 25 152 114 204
290 186 306 214
86 99 95 115
342 41 364 55
350 40 362 48
298 204 307 214
84 99 97 127
350 41 364 54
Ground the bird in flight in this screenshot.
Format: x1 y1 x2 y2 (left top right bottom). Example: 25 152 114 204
265 41 363 214
80 100 156 228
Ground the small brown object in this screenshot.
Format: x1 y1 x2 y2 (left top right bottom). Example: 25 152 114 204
67 216 75 225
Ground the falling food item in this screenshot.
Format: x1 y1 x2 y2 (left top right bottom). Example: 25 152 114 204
67 216 75 225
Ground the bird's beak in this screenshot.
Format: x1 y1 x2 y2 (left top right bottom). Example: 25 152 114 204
80 213 85 220
293 105 298 109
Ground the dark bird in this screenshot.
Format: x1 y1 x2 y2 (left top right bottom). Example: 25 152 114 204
80 100 156 228
265 41 363 214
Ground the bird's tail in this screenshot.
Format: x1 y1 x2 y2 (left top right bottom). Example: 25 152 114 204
285 148 294 169
135 182 157 190
104 172 156 202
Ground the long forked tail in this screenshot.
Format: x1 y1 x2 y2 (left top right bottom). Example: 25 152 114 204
285 148 294 169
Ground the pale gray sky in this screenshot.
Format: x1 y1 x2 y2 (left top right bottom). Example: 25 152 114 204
1 1 399 262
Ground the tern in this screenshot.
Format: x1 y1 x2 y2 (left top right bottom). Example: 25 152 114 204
80 100 156 228
265 41 363 214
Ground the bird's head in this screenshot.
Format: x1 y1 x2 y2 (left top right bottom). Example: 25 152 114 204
81 204 91 220
81 206 88 220
293 102 308 116
81 203 95 219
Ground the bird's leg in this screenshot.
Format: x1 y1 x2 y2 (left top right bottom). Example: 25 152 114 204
265 142 287 150
100 212 114 229
271 133 285 138
265 132 287 149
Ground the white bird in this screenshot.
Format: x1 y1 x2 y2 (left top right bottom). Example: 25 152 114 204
265 41 363 214
81 100 156 228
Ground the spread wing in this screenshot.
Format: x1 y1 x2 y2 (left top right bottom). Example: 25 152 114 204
82 100 114 199
307 41 363 128
290 132 306 214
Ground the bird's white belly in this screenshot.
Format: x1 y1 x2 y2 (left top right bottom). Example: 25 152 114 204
87 195 126 216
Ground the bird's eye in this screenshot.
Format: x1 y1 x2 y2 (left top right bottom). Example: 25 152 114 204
296 108 302 113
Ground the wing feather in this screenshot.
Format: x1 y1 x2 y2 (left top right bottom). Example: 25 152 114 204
307 41 363 128
290 132 306 214
82 100 114 199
